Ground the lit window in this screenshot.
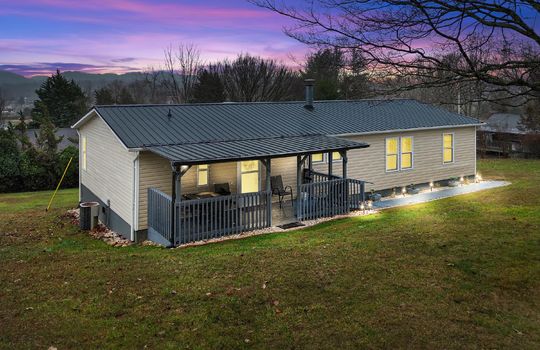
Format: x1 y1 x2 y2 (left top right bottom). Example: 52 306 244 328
240 160 259 193
443 133 454 163
197 164 208 186
311 153 324 163
386 138 398 171
82 136 87 171
331 151 342 162
400 137 413 169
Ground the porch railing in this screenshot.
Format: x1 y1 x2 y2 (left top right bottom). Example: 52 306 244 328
148 188 271 246
304 169 341 183
297 178 365 220
147 188 173 243
175 191 271 245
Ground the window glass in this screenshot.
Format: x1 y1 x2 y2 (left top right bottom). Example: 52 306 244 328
312 153 324 162
240 160 258 172
386 155 398 171
240 161 259 193
241 172 259 193
386 138 398 171
197 164 208 186
443 134 454 163
400 137 413 169
332 151 342 161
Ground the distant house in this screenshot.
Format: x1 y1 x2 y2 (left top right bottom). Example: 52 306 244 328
72 81 481 245
25 127 79 150
477 113 534 156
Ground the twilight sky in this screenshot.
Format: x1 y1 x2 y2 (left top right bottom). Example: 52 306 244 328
0 0 307 76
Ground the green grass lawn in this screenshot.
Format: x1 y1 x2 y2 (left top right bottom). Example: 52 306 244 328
1 159 539 349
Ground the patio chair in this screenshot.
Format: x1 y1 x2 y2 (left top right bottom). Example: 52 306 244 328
270 175 294 208
214 183 231 196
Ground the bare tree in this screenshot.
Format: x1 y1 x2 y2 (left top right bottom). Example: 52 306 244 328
163 44 203 103
251 0 540 105
218 54 302 101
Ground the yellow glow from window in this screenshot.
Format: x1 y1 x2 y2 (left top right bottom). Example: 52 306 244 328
312 153 323 162
332 151 342 161
198 164 208 186
444 149 453 163
240 160 258 172
386 138 398 154
241 172 259 193
443 134 454 163
386 154 398 171
401 153 412 169
443 134 453 149
401 137 412 153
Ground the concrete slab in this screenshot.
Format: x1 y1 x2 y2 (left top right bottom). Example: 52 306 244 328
372 181 510 209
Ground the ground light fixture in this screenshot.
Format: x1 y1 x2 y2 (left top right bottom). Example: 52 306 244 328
367 201 373 210
360 202 365 212
429 181 434 191
402 187 407 196
460 176 464 186
475 173 482 182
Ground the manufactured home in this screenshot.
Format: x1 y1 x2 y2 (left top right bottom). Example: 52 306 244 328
72 83 481 246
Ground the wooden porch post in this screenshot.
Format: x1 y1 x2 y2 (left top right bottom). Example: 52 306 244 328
170 164 180 247
327 151 333 178
296 155 302 218
341 150 348 179
265 158 272 226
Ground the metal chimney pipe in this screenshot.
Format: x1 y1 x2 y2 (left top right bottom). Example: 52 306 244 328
304 79 315 110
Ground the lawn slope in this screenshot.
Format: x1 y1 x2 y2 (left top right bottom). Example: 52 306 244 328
0 159 539 349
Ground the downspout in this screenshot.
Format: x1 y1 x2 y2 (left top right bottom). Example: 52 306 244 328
131 152 139 242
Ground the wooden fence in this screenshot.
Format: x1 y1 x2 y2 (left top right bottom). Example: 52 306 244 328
147 187 173 243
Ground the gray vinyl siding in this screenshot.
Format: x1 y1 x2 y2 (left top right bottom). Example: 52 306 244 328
79 114 135 233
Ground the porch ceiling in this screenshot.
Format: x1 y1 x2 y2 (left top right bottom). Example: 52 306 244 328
144 135 369 165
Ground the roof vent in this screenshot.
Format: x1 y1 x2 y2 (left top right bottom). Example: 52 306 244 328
167 108 172 119
304 79 315 110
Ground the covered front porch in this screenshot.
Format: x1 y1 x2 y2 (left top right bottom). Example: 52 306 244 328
144 135 369 247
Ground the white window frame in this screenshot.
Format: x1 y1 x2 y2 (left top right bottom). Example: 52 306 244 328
81 135 87 171
197 164 209 187
442 133 455 164
385 137 400 172
400 136 414 171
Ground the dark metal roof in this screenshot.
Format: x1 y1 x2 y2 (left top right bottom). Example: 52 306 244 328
146 135 369 164
86 99 481 149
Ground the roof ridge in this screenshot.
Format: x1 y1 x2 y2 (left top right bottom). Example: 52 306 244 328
94 98 414 109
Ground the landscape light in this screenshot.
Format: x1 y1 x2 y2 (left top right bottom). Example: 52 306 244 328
476 173 482 182
429 181 434 191
402 187 406 196
459 176 464 186
367 201 373 210
360 203 365 212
